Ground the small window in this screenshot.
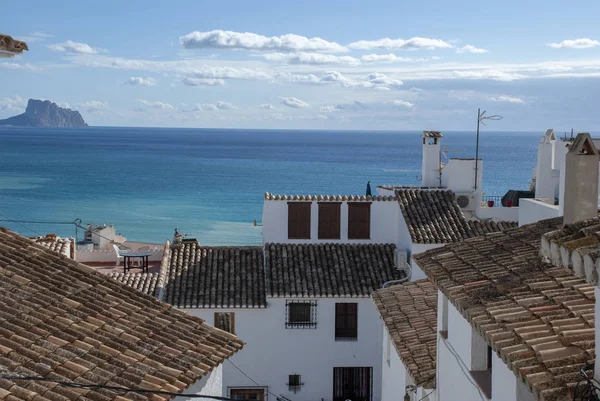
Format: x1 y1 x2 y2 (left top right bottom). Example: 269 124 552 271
487 346 493 371
318 202 341 239
335 303 358 339
286 300 317 329
348 203 371 239
214 312 235 334
288 374 303 393
288 202 311 239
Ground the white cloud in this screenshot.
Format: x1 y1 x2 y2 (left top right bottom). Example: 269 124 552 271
14 32 54 43
216 101 238 110
279 96 310 108
125 77 156 86
387 100 414 108
453 69 524 81
488 95 525 104
335 101 369 111
348 37 452 50
183 77 225 86
0 62 41 72
319 105 339 112
0 96 27 112
548 38 599 49
137 99 174 110
180 30 347 52
263 52 360 65
456 45 488 54
48 40 102 54
193 101 238 111
185 66 270 80
260 104 275 110
75 100 108 111
361 54 427 63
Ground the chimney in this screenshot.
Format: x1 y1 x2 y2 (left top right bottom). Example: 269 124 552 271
563 133 599 225
421 131 443 187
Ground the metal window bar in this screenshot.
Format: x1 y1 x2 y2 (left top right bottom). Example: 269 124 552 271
285 300 317 329
287 374 303 393
333 367 372 401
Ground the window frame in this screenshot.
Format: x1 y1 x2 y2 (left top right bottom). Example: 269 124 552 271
286 300 318 329
214 312 235 334
288 202 311 240
347 202 371 240
287 374 303 393
318 202 341 240
333 367 373 401
335 302 358 340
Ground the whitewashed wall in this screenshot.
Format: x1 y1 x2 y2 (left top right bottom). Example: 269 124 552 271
381 326 407 401
595 287 600 381
262 200 399 245
518 199 560 226
475 205 519 222
185 297 383 401
491 352 535 401
182 365 223 400
441 159 482 194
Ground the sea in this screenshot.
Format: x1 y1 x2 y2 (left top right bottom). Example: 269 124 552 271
0 126 547 245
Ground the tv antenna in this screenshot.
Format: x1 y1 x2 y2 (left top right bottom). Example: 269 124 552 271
440 144 466 162
474 108 503 190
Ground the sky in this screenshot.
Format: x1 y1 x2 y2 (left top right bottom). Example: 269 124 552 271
3 0 600 131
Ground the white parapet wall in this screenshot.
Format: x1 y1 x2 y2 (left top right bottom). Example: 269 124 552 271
476 205 519 222
75 249 164 263
518 199 560 226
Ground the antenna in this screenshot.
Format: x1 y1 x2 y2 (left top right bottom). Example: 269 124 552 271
475 108 503 190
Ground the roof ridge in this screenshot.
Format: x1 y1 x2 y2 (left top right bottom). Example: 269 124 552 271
264 192 397 201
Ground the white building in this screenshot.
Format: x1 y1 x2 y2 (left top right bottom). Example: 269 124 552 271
152 239 402 401
78 223 127 250
372 279 437 401
407 134 600 401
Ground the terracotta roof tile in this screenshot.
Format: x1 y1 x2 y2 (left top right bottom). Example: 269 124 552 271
0 227 243 400
264 193 396 201
161 243 266 308
32 235 72 258
106 273 159 297
413 217 596 401
372 279 437 388
266 243 401 297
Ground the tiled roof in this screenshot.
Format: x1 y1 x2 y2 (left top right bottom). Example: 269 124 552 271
396 188 516 243
266 243 401 297
396 189 473 243
377 185 445 190
161 243 267 308
0 227 243 400
413 217 597 401
372 279 437 388
106 272 159 297
468 219 518 236
0 34 28 55
32 235 72 258
264 193 396 201
423 131 443 138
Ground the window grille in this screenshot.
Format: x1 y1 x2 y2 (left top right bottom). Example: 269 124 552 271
287 374 303 393
285 300 317 329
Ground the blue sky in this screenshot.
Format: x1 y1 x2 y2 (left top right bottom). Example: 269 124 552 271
3 0 600 130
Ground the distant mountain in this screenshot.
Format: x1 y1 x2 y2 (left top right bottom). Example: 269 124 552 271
0 99 88 128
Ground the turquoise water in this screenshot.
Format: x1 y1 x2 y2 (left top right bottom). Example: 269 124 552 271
0 127 541 245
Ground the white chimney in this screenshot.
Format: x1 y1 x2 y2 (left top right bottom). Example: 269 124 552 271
563 133 599 225
535 129 556 201
421 131 442 187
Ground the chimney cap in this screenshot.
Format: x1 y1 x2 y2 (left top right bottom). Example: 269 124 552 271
568 133 599 157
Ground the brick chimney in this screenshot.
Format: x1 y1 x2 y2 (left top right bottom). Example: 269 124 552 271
563 133 599 225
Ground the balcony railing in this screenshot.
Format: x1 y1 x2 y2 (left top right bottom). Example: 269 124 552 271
482 195 503 207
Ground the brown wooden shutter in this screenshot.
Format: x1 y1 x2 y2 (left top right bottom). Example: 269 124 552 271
335 303 358 339
288 202 311 239
348 203 371 239
318 203 341 239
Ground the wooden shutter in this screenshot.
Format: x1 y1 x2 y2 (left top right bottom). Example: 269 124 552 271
318 203 341 239
335 303 358 339
348 203 371 239
214 312 235 334
288 202 311 239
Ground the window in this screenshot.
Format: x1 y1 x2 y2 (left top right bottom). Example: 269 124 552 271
214 312 235 334
333 367 372 401
348 203 371 239
286 300 317 328
318 202 341 239
230 389 265 401
335 303 358 339
288 202 311 239
288 374 303 393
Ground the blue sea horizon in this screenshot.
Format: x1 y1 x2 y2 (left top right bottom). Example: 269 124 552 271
0 126 546 245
